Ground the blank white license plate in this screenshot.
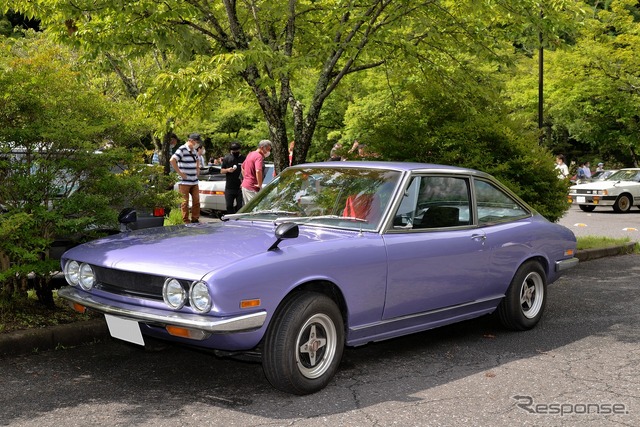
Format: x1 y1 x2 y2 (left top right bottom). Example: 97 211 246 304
105 314 145 346
576 196 586 203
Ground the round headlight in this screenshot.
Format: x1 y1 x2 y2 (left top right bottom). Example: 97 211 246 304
64 260 80 286
78 263 95 290
163 278 186 309
189 281 212 313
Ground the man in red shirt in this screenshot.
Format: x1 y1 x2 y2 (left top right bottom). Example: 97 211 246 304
241 139 272 204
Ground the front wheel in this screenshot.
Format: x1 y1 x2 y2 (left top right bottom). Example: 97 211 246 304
613 194 632 213
263 292 344 395
498 261 547 331
579 205 596 212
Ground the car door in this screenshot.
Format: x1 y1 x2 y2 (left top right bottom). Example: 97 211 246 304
382 174 490 320
469 177 538 291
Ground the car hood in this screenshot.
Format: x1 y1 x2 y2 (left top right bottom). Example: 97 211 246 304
570 179 640 190
62 221 349 279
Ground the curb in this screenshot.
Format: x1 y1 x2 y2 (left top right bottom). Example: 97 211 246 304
1 244 638 358
0 318 109 358
574 242 637 262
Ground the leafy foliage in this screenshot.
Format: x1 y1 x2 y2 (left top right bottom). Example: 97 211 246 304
5 0 583 173
546 0 640 166
0 289 98 334
0 33 177 305
505 0 640 167
339 74 570 221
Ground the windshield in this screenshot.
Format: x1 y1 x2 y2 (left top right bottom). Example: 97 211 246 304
229 166 402 231
607 170 640 182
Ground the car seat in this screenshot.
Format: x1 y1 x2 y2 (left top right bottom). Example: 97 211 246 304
419 206 459 228
343 193 380 221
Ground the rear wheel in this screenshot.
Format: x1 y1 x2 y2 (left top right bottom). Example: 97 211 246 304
613 194 632 213
263 292 344 395
579 205 596 212
498 261 547 331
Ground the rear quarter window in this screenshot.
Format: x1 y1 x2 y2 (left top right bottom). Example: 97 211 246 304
474 179 529 225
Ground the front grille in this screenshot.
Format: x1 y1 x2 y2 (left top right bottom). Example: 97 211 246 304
574 189 599 195
93 266 167 300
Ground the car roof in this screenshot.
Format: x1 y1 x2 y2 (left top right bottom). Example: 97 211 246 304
294 161 487 176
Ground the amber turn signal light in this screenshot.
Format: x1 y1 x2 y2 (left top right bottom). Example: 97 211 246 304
240 299 261 309
165 326 209 341
71 302 87 314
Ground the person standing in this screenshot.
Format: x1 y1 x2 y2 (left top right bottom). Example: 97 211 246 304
328 143 343 161
583 161 592 179
196 144 207 169
171 133 202 223
288 140 295 166
576 161 592 182
169 134 179 154
241 139 272 204
555 154 569 180
577 161 587 181
221 142 246 214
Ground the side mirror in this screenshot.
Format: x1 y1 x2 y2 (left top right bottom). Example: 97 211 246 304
268 222 299 251
118 207 137 224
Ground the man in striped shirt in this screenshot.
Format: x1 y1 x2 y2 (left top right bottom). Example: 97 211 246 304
170 133 202 223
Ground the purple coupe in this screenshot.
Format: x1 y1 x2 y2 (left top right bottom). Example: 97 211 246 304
58 162 578 394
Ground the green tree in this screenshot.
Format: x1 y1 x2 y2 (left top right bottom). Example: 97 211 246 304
5 0 581 173
339 67 570 221
546 0 640 166
504 0 640 167
0 33 176 305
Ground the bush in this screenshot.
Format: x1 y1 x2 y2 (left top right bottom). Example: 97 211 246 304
0 146 178 306
0 34 178 305
339 84 569 222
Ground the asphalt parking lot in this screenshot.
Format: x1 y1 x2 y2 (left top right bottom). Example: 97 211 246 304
1 253 639 426
558 204 640 241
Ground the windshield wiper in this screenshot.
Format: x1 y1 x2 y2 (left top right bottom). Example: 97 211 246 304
274 214 368 224
222 210 298 221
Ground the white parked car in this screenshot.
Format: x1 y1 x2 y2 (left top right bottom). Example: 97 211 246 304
174 163 276 215
568 168 640 212
195 165 227 213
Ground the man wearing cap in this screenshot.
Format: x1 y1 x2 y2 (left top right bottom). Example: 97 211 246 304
596 162 605 173
220 141 246 214
170 132 202 223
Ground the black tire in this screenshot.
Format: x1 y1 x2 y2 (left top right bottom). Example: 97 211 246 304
262 292 344 395
497 261 547 331
613 194 632 213
579 205 596 212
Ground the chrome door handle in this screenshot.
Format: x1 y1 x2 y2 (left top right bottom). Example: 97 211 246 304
471 234 487 245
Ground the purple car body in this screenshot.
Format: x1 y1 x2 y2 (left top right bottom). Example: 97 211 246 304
59 161 578 395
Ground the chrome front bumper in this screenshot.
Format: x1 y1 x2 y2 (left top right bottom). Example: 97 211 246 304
555 257 579 272
58 286 266 333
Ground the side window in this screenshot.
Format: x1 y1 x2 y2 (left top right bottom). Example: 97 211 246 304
474 179 529 225
392 176 471 230
392 177 420 228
